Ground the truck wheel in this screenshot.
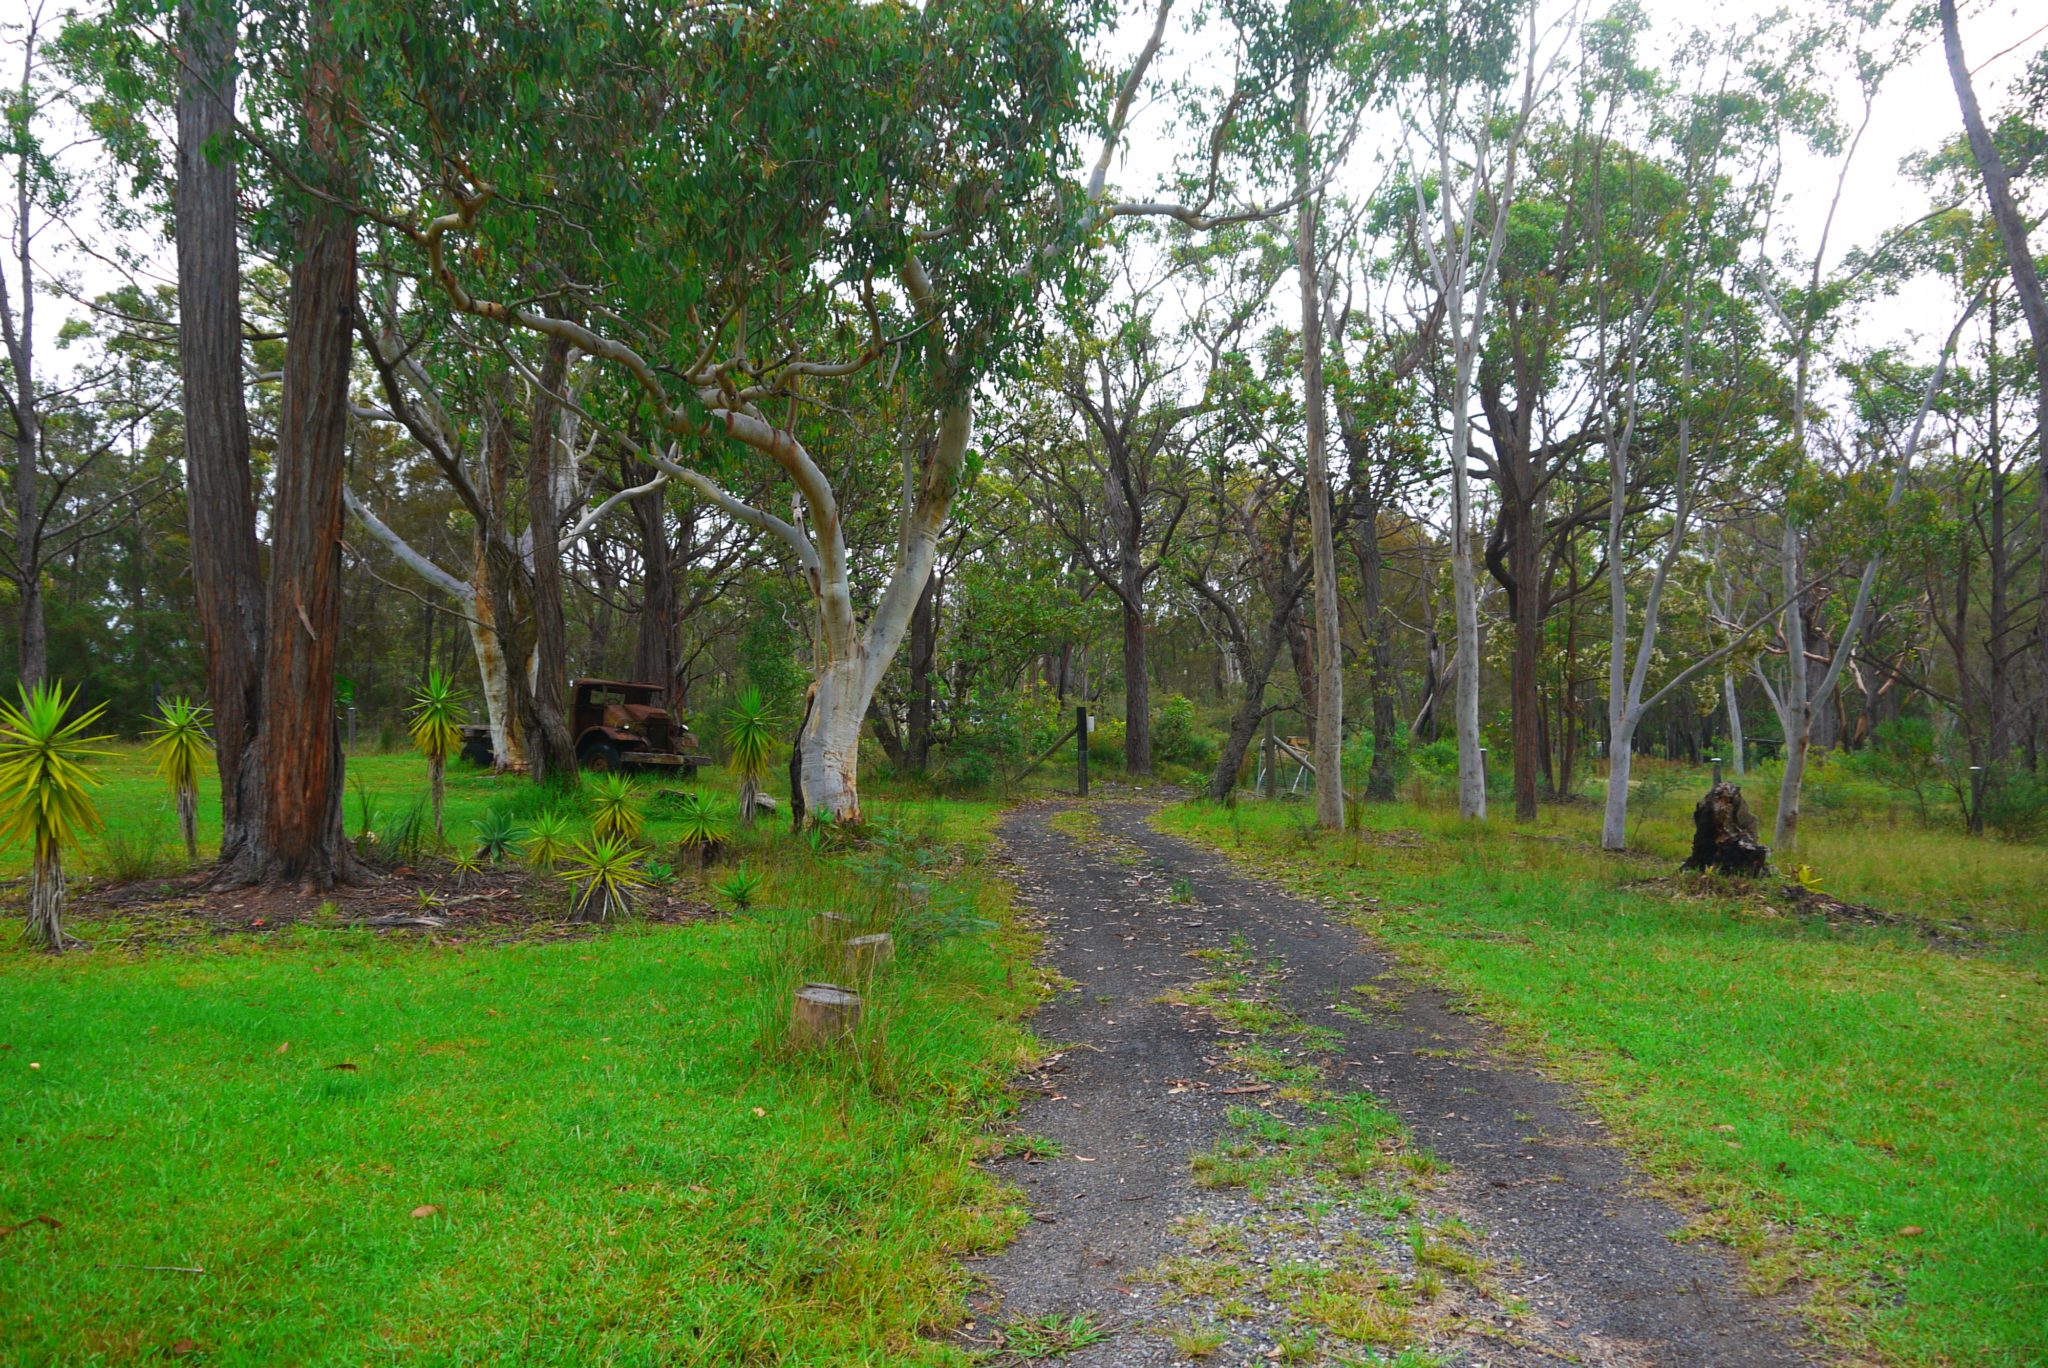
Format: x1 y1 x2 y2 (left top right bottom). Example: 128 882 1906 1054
580 740 625 774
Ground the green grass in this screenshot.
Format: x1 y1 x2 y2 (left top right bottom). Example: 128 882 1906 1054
0 765 1037 1365
1159 796 2047 1367
1404 757 2048 936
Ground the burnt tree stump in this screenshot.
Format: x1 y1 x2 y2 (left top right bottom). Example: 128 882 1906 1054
1682 782 1769 877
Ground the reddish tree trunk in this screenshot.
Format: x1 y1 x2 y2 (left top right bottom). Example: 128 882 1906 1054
246 169 360 886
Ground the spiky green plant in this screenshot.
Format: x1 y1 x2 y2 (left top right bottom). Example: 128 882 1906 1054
407 669 467 838
0 683 113 951
723 688 777 828
447 848 485 888
143 696 212 859
560 835 648 922
715 865 763 911
672 790 727 877
587 772 644 844
473 810 527 865
523 809 575 869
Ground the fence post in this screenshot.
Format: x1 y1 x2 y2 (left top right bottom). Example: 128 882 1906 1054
1261 713 1278 799
1076 705 1089 797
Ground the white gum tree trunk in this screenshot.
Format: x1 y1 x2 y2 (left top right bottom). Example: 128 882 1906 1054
1418 6 1548 823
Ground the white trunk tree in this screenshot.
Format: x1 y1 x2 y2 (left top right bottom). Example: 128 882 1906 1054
1413 3 1554 821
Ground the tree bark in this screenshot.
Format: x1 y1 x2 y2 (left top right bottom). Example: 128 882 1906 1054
1120 580 1151 775
519 338 579 782
241 130 360 888
906 568 939 771
175 0 266 863
1296 110 1343 830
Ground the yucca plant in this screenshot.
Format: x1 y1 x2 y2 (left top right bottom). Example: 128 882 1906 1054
723 689 777 828
473 810 527 865
143 696 212 859
0 683 113 951
447 848 485 888
587 771 644 844
672 791 727 877
561 835 648 922
407 669 467 839
523 809 575 869
715 864 763 911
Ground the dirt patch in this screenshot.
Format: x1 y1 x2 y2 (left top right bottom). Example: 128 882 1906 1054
43 864 723 950
964 800 1815 1366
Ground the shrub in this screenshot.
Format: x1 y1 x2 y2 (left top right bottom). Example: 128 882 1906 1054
143 696 212 859
1981 768 2048 842
1152 694 1215 767
724 688 778 828
936 746 997 794
560 836 647 922
407 669 467 839
522 810 575 869
587 772 644 844
0 683 113 950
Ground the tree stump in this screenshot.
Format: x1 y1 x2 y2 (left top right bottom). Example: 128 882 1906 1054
844 932 895 979
811 911 854 942
790 982 861 1048
1681 782 1769 877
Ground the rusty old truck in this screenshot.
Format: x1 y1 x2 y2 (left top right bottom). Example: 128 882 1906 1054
458 678 702 774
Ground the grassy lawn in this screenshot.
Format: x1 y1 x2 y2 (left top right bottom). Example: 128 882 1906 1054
0 751 1039 1365
1157 793 2047 1367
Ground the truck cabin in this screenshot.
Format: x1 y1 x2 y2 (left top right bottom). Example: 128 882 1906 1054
569 679 696 772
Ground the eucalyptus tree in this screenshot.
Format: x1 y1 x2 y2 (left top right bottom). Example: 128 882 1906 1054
59 0 377 883
323 0 1103 822
1409 0 1561 821
1188 0 1429 827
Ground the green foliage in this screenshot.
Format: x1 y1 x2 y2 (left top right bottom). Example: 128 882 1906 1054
0 683 112 859
142 696 211 794
716 865 764 911
375 799 433 865
472 811 527 865
585 773 643 845
1152 693 1215 767
407 669 466 762
560 836 648 922
722 688 778 782
670 791 726 852
522 810 575 870
1981 769 2048 843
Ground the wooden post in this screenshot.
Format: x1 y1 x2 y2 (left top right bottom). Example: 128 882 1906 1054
791 982 861 1047
845 932 895 979
1077 704 1089 797
1261 713 1278 799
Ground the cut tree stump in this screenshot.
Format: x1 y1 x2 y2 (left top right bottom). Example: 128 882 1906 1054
791 982 861 1047
811 912 854 942
844 932 895 978
1681 782 1769 877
